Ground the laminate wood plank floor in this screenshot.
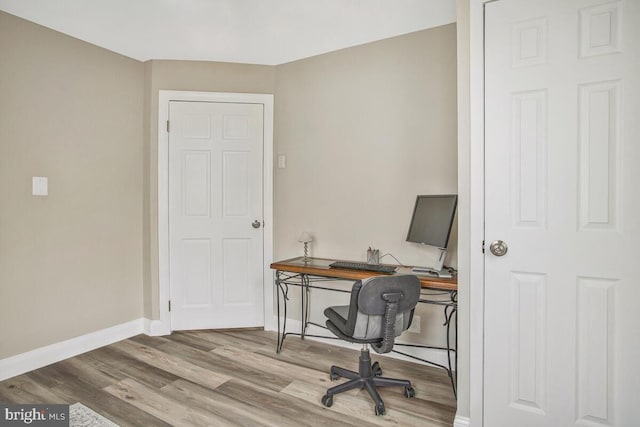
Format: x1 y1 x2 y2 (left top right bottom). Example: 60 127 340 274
0 330 456 426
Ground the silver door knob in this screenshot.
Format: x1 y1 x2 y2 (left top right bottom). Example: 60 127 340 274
252 220 261 229
489 240 508 256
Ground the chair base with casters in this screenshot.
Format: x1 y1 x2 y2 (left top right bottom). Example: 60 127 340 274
321 345 416 415
320 275 421 415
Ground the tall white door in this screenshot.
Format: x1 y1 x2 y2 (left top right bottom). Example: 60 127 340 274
169 101 264 330
485 0 639 425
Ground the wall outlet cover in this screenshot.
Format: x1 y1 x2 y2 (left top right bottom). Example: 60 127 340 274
407 315 420 333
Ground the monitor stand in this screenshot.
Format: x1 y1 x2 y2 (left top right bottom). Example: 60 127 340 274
410 248 451 278
411 267 453 279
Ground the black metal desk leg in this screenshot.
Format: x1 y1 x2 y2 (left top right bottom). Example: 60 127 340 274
445 305 457 398
275 270 283 352
453 290 458 393
444 290 457 398
300 273 311 339
300 274 305 340
454 292 458 391
275 270 290 353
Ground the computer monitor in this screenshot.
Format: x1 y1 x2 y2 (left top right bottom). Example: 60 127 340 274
406 194 458 275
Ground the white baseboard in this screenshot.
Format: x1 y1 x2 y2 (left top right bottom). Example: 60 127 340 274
0 318 144 382
280 319 456 370
143 317 170 336
454 415 471 427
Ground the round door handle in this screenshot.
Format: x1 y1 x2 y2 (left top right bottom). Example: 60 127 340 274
489 240 508 256
252 220 262 229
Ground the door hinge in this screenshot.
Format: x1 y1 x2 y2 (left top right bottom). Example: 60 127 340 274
166 120 170 133
482 240 485 254
168 300 171 312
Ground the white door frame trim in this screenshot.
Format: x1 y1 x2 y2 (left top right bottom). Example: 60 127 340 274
469 1 488 426
157 90 275 335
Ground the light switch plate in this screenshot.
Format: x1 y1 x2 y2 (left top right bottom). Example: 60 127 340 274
32 177 48 196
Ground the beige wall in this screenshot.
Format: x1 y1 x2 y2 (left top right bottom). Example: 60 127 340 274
0 12 144 359
143 60 276 318
275 25 457 265
274 25 457 345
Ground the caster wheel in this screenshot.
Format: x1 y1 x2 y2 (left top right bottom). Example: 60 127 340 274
404 386 416 398
321 394 333 407
372 361 383 377
374 404 386 416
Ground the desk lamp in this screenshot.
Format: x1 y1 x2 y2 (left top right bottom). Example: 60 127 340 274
298 232 313 262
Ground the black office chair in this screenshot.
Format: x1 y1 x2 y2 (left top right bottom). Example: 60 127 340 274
320 275 421 415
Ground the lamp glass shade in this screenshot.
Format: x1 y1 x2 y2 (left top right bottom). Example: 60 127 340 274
297 232 313 243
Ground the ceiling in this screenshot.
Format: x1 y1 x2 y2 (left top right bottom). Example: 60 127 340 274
0 0 456 65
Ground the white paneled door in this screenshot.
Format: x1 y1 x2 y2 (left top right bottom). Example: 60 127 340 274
485 0 639 426
169 101 264 330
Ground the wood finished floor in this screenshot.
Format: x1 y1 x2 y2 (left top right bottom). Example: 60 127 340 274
0 330 456 426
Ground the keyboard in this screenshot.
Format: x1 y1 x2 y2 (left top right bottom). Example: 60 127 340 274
329 261 397 274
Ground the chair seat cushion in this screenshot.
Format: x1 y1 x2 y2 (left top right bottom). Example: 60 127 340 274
324 305 350 335
325 305 390 345
325 305 376 344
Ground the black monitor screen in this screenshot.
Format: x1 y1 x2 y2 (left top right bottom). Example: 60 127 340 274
406 195 458 249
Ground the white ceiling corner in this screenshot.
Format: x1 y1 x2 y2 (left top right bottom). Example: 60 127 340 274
0 0 456 65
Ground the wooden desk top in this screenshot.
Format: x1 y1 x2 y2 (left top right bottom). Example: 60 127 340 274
270 256 457 291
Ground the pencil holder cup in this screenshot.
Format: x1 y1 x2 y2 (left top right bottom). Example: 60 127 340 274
367 248 380 265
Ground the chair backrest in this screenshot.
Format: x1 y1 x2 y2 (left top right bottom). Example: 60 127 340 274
346 275 421 353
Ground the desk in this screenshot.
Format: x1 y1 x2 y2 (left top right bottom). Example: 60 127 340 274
270 256 458 397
